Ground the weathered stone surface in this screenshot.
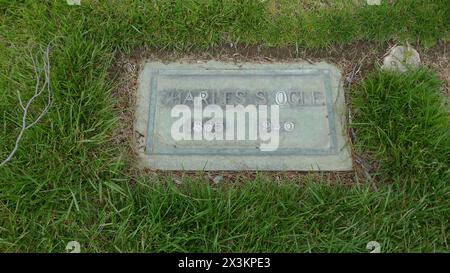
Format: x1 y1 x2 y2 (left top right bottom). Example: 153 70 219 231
135 61 353 171
382 46 421 72
367 0 381 5
66 0 81 5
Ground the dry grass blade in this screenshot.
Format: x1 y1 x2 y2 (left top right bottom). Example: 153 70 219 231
0 43 53 167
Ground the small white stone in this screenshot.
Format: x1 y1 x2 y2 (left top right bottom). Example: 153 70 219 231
67 0 81 5
382 45 421 72
367 0 381 5
213 175 223 184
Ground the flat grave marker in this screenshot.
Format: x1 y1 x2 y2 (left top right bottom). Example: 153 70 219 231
135 61 352 171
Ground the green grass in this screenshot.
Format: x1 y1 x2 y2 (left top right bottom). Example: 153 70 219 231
352 69 450 184
0 0 449 252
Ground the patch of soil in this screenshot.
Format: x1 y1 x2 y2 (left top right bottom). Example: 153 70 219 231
142 169 357 187
109 41 449 186
421 43 450 99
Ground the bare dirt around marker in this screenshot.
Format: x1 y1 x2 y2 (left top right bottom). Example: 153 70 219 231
109 41 449 186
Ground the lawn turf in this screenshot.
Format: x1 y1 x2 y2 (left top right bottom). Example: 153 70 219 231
0 0 449 252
